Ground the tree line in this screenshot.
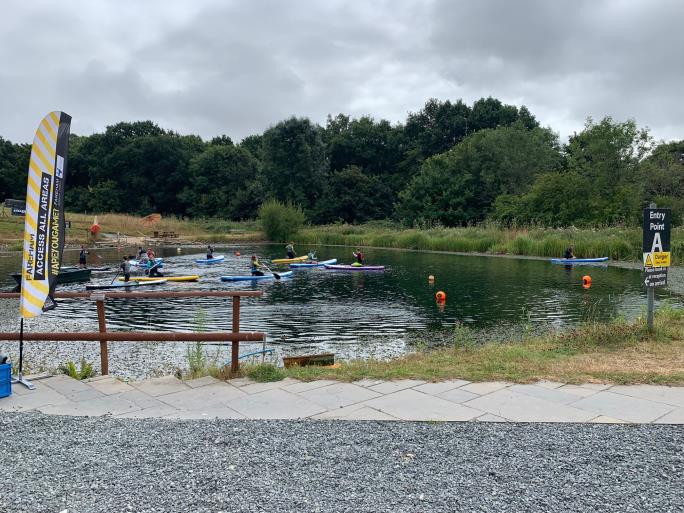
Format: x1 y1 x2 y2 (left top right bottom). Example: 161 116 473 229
1 97 683 227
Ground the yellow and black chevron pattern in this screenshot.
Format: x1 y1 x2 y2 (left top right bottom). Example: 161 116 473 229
20 112 62 319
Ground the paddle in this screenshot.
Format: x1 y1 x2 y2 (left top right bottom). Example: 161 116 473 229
259 260 280 280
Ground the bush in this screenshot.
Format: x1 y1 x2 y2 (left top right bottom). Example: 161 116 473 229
258 199 306 242
245 363 285 382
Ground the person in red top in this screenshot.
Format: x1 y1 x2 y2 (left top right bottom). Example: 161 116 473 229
353 248 364 265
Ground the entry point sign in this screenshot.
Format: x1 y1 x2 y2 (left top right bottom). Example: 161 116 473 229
642 207 671 287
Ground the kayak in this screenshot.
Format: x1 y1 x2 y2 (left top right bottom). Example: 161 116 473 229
196 255 225 264
118 275 199 282
130 257 163 267
324 264 385 271
271 255 308 264
290 258 337 269
86 279 167 290
550 257 609 264
220 271 294 282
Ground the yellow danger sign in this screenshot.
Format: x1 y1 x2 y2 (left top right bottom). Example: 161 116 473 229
643 252 671 268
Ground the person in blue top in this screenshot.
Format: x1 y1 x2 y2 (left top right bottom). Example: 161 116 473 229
251 255 264 276
146 258 163 277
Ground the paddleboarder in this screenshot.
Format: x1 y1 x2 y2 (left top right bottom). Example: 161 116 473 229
207 245 214 259
564 245 576 259
353 248 364 265
286 242 296 259
78 245 89 268
251 255 264 276
121 256 132 282
137 246 145 260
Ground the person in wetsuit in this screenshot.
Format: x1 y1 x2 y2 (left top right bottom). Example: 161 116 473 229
78 245 88 268
564 245 576 259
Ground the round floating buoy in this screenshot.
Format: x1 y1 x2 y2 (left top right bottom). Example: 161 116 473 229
435 290 446 302
582 275 592 288
235 251 241 256
428 275 435 282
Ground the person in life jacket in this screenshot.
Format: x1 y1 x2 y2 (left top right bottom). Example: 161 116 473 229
251 255 264 276
285 242 296 259
352 248 364 266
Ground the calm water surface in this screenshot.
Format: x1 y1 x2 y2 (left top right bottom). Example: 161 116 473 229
0 244 678 375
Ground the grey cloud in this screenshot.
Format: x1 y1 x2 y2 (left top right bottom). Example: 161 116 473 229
0 0 681 144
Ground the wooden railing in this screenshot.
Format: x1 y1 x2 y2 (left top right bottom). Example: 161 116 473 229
0 290 264 375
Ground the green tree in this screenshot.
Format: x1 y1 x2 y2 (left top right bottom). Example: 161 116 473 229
314 166 394 223
261 117 328 211
180 145 263 220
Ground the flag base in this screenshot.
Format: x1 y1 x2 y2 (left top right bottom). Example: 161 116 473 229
11 373 35 390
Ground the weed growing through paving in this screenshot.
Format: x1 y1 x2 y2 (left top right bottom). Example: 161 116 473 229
59 358 95 380
244 364 285 382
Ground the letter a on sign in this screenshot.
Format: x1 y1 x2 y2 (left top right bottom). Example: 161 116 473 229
651 232 663 253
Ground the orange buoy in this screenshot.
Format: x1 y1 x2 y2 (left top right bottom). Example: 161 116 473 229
582 275 592 288
428 275 435 282
235 251 241 256
435 290 446 302
90 223 100 235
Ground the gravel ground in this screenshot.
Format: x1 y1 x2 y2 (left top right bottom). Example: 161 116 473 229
1 413 682 513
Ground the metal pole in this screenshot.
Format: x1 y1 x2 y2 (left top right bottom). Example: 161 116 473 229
646 202 656 332
231 296 240 373
11 317 35 390
96 300 109 375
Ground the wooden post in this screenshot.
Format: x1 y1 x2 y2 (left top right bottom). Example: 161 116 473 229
96 300 109 375
231 296 240 372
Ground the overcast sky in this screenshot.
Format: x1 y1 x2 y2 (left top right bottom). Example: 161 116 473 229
1 0 682 144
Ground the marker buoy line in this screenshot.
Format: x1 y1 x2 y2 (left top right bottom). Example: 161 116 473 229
582 275 592 288
435 291 446 302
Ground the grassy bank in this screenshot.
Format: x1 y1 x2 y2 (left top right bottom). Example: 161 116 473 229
0 208 262 248
275 306 684 385
297 222 684 262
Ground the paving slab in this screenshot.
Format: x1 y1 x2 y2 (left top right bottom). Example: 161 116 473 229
162 407 244 419
226 377 254 387
590 415 628 424
577 383 612 391
0 384 69 411
67 389 106 402
116 389 170 410
158 383 246 410
352 379 386 388
298 383 381 410
475 413 507 422
609 385 684 408
85 377 136 396
654 408 684 424
38 395 140 417
460 381 511 396
184 376 220 389
312 404 398 421
508 384 583 405
437 388 479 404
570 391 675 423
368 380 426 395
42 375 93 395
226 389 326 419
556 384 603 398
115 404 179 418
363 389 482 421
413 380 470 395
131 376 189 397
282 380 337 394
464 389 596 423
240 378 301 394
534 380 565 389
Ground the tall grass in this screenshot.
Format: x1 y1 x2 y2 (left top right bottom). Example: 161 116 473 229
296 223 679 262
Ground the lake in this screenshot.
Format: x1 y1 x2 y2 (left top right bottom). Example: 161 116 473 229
0 244 678 377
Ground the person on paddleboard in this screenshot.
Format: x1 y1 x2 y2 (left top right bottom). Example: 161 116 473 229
207 245 214 259
286 242 296 259
121 256 132 282
146 258 163 277
353 248 364 266
251 255 264 276
79 245 89 268
137 246 145 260
564 245 576 259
